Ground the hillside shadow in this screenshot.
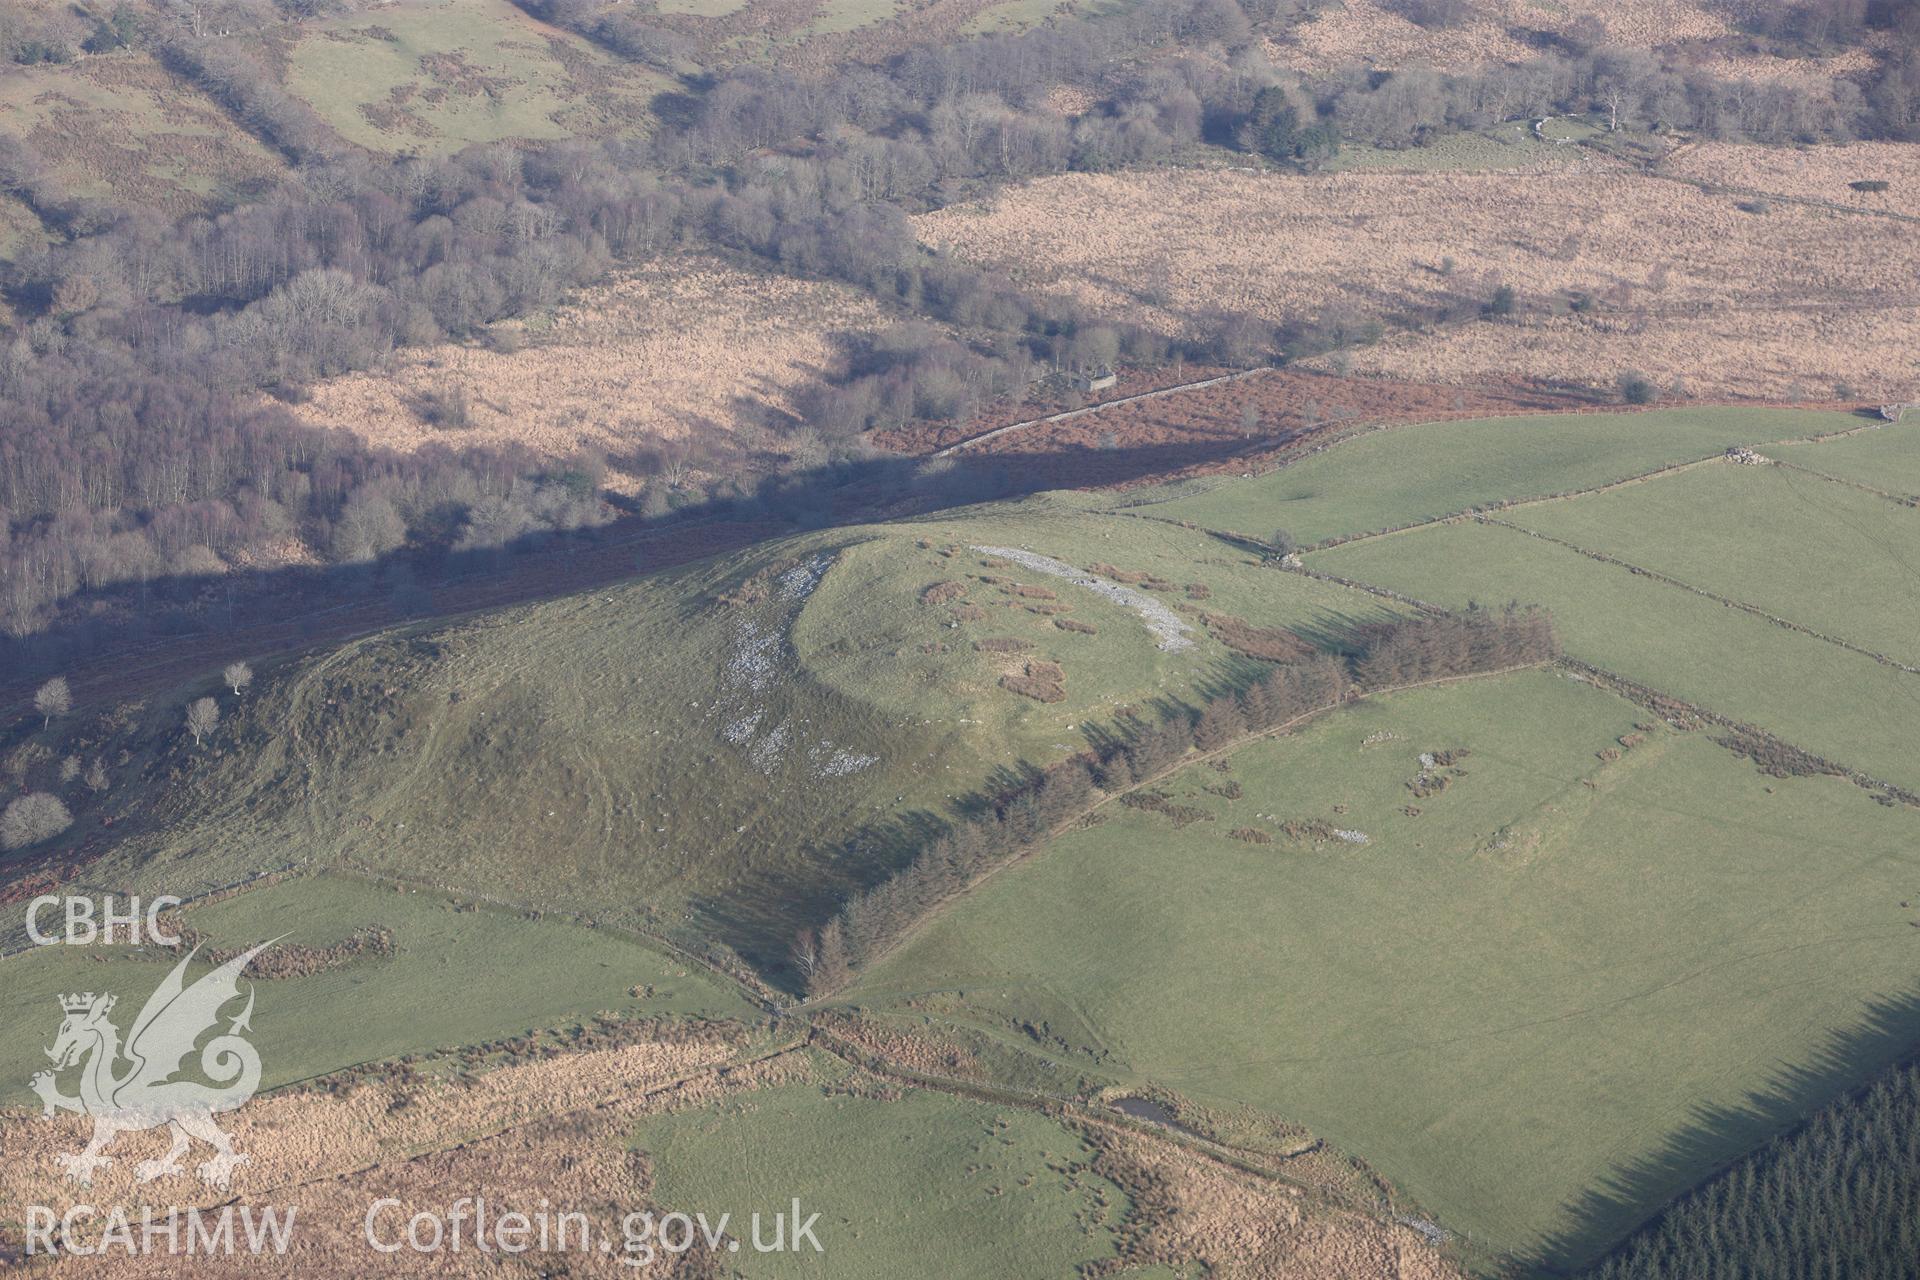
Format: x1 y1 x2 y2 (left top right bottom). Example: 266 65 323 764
0 437 1328 708
1525 986 1920 1278
689 804 954 981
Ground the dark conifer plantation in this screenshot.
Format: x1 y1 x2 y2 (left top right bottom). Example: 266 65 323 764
1583 1061 1920 1280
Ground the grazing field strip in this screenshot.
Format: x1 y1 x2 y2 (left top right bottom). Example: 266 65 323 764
1298 454 1730 555
1127 408 1854 546
1564 659 1920 807
1500 461 1920 668
1767 421 1920 497
339 865 781 1012
1310 519 1920 792
0 873 759 1102
807 1020 1413 1241
1772 459 1919 506
1479 517 1920 675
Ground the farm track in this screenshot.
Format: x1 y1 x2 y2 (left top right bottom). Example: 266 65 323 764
931 368 1274 457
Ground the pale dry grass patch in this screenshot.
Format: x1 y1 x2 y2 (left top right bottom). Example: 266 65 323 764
1333 303 1920 400
0 1033 1466 1279
1663 139 1920 206
1269 0 1729 72
0 1037 797 1276
915 159 1920 399
1685 44 1882 91
1093 1126 1462 1279
290 255 885 492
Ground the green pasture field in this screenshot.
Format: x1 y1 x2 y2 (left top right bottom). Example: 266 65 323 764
633 1074 1129 1277
1770 419 1920 498
1111 408 1855 546
847 670 1920 1267
1310 519 1920 792
1503 461 1920 668
0 872 750 1104
285 0 670 153
1326 121 1579 173
799 0 911 37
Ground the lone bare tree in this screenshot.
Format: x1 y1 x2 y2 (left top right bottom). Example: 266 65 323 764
224 661 254 696
34 677 71 728
185 697 220 746
806 919 851 997
84 758 109 794
791 928 821 985
1 793 73 851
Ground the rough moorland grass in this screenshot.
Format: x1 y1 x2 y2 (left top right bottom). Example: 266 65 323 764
1505 461 1920 666
1117 408 1853 545
633 1077 1128 1277
849 670 1920 1267
1770 419 1920 497
1310 519 1920 791
286 0 668 153
0 54 284 212
0 872 749 1103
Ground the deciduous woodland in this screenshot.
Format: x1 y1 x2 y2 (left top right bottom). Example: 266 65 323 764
4 0 1918 652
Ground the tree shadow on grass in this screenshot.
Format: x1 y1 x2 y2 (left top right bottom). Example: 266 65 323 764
1524 986 1920 1278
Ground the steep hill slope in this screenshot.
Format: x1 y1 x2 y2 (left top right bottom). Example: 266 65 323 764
61 500 1398 973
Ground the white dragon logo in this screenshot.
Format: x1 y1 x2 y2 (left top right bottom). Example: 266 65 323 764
29 941 274 1190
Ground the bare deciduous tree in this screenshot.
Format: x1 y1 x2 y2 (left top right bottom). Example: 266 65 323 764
84 758 109 794
1 792 72 851
224 662 254 696
185 697 220 746
791 928 821 983
33 677 70 727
